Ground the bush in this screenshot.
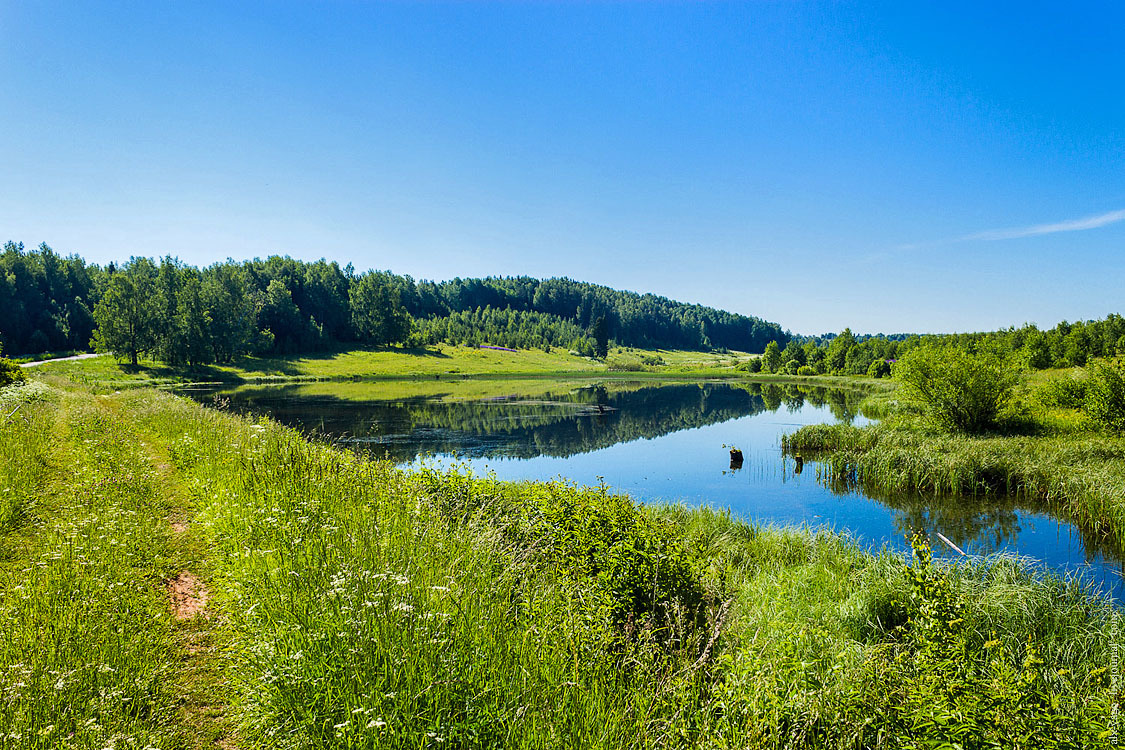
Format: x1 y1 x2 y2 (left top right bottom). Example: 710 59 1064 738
866 358 891 378
797 365 816 376
1033 372 1088 409
0 345 27 388
1084 359 1125 433
894 346 1018 433
783 359 801 375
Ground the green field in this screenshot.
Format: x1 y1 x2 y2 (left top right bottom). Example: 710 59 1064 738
29 345 768 389
0 374 1115 748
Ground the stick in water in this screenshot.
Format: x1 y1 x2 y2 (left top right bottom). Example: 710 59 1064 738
935 532 966 556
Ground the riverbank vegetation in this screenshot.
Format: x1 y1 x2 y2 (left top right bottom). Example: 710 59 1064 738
27 344 773 390
784 343 1125 548
0 377 1115 748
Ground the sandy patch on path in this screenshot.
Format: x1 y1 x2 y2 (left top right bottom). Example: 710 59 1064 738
168 572 209 619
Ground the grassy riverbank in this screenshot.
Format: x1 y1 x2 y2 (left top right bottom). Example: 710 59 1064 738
785 367 1125 548
29 345 761 389
0 377 1116 748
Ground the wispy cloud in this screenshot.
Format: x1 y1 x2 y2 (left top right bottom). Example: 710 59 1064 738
889 207 1125 256
960 208 1125 241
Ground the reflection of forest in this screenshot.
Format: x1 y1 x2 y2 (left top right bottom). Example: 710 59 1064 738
199 380 867 462
823 476 1125 567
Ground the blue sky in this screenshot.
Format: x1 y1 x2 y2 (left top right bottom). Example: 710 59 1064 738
2 2 1122 334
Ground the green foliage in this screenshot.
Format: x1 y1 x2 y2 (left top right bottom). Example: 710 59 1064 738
894 345 1019 433
1033 371 1089 409
763 340 782 373
349 271 413 346
0 344 26 387
91 257 159 365
591 314 609 359
797 364 817 376
1084 358 1125 433
866 358 891 378
825 327 855 373
864 534 1108 748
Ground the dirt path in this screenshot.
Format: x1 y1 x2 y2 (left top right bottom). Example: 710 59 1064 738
19 352 106 368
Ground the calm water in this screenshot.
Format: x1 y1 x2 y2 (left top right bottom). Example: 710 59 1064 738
185 378 1125 600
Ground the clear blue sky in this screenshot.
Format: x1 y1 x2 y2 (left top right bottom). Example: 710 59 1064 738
2 2 1122 334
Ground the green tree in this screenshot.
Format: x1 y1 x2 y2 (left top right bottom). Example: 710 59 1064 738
825 328 855 373
591 315 609 359
203 264 256 363
762 340 782 373
350 272 413 346
91 259 158 366
894 345 1018 433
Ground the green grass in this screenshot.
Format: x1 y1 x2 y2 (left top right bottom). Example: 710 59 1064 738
0 377 1117 748
31 344 879 392
784 367 1125 549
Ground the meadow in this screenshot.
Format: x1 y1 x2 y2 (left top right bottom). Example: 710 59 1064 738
28 345 760 391
0 374 1116 748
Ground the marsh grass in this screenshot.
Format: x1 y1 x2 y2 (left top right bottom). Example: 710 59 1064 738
783 419 1125 546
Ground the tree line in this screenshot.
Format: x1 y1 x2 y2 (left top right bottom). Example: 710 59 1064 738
0 242 788 363
751 316 1125 378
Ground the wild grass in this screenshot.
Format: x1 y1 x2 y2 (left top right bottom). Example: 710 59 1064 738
783 402 1125 547
1 377 1116 747
124 388 1115 747
0 386 192 748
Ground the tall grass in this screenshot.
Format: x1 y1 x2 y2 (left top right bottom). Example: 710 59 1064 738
120 388 1115 748
783 421 1125 545
0 386 188 748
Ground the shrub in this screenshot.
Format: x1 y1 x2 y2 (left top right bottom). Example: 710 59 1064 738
783 359 801 375
1033 372 1088 409
797 365 816 376
866 358 891 378
894 345 1018 433
1084 359 1125 433
0 345 27 388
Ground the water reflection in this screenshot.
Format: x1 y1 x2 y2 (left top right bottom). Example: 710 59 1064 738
196 380 866 462
185 378 1124 599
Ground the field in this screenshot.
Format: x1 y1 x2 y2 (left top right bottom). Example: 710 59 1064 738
0 375 1115 748
28 345 764 390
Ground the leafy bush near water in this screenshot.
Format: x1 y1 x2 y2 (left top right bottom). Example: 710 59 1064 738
1085 359 1125 433
893 345 1019 433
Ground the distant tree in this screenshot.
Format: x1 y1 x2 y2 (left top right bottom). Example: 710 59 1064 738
258 279 306 353
591 315 609 359
866 359 892 378
350 272 413 346
825 328 855 373
203 264 256 363
91 258 159 365
762 340 782 373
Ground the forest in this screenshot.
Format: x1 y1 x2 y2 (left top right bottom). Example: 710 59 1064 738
0 242 786 363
